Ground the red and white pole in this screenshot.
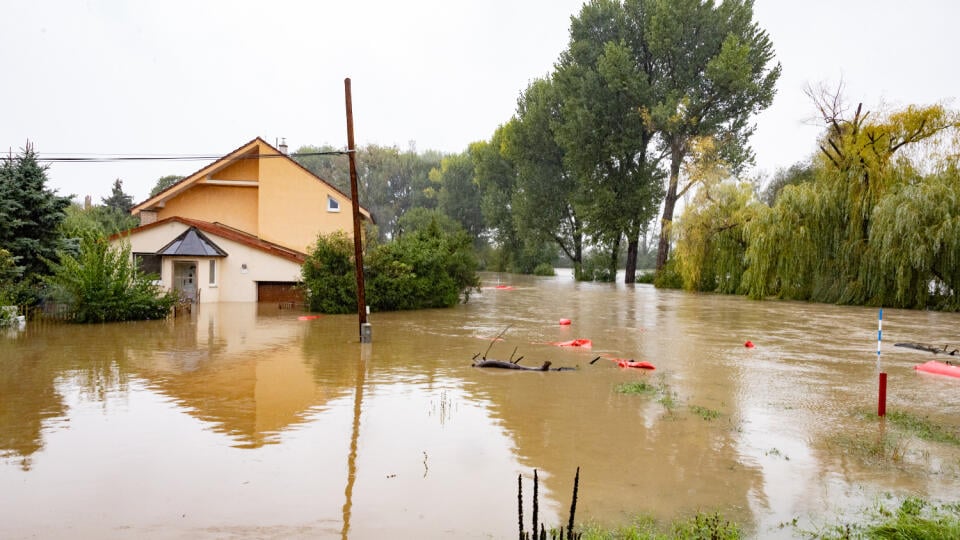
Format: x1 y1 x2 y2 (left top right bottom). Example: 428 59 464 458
877 308 886 417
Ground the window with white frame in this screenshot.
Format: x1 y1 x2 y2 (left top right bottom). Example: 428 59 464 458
327 195 341 212
209 260 217 286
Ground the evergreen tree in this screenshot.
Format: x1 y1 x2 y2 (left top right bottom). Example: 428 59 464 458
101 178 134 213
0 143 72 279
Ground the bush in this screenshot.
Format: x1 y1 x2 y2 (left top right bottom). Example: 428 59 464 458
366 220 479 310
301 231 357 314
581 252 615 282
43 233 176 323
301 220 480 313
533 263 556 276
653 259 683 289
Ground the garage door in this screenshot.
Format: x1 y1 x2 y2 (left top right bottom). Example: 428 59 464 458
256 282 304 304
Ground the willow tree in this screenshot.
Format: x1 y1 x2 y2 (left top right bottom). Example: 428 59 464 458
742 94 960 307
867 169 960 310
650 0 781 272
673 137 760 293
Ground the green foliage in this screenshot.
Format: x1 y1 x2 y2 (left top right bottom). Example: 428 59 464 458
366 219 480 310
506 79 586 278
864 498 960 540
689 405 721 421
61 203 139 238
300 231 358 314
653 259 683 289
149 174 186 197
294 144 442 242
0 143 72 279
579 511 742 540
0 248 20 305
615 380 656 395
101 179 134 213
867 170 960 310
533 263 556 276
581 249 617 282
301 221 480 313
884 410 960 445
635 271 656 284
432 152 484 243
674 98 960 310
648 0 781 270
674 180 760 294
44 233 176 323
761 161 816 205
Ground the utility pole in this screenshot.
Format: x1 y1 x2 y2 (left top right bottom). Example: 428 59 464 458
344 77 371 343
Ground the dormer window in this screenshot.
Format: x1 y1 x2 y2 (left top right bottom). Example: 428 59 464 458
327 196 341 212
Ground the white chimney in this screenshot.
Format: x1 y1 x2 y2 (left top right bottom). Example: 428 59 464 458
279 138 288 155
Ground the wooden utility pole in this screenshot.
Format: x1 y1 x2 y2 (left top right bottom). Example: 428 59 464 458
344 78 371 343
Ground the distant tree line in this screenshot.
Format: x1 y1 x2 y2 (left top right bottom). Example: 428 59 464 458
293 0 780 283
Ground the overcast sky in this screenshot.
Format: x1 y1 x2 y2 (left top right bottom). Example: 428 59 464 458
2 1 958 203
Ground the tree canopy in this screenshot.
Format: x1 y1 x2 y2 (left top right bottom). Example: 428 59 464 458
0 143 71 281
671 96 960 311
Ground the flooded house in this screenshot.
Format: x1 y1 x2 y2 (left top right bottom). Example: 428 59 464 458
112 137 371 304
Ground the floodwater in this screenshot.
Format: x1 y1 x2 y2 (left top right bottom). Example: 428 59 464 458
2 272 959 539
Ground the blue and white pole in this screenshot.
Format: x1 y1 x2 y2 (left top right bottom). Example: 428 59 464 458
877 308 883 371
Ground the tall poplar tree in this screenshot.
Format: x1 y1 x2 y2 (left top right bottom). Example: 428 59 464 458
650 0 780 272
506 78 587 278
554 0 662 282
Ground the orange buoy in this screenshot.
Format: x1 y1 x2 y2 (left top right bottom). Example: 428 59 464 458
744 340 754 348
559 318 571 325
552 338 592 348
298 315 322 321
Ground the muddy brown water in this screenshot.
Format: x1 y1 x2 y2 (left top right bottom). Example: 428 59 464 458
2 272 959 539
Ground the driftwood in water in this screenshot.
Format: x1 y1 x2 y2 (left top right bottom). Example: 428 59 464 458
473 325 576 371
473 359 553 371
895 342 960 355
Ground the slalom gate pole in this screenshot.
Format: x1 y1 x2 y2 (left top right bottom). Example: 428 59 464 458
877 308 887 417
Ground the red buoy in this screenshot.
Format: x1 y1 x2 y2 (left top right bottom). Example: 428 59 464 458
559 318 571 325
744 340 754 348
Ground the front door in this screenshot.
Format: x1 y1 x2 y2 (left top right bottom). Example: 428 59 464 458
173 261 198 303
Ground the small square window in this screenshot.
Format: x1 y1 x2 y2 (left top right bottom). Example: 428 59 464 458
327 195 341 212
134 253 162 277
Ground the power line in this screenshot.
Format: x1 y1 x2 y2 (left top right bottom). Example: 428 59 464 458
32 151 352 163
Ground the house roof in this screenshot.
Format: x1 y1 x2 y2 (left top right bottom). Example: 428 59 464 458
157 227 228 257
130 136 372 221
112 216 307 264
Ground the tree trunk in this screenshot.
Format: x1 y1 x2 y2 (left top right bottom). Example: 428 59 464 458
655 144 684 271
607 234 621 282
625 237 639 283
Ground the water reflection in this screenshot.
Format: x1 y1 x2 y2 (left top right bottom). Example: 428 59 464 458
1 276 959 538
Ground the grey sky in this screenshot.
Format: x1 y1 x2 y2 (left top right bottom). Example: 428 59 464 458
2 1 958 203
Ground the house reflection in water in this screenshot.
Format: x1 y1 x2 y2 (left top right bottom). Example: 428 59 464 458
128 303 352 449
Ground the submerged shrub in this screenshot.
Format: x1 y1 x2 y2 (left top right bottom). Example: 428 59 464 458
301 220 480 313
44 233 175 323
301 231 357 314
366 219 479 310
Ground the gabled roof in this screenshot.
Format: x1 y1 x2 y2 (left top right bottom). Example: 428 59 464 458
112 216 307 264
130 137 371 220
157 227 228 257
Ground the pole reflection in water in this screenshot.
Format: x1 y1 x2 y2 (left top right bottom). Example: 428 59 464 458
341 342 369 539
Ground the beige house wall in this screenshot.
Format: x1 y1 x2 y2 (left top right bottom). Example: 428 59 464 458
156 185 259 235
257 144 356 253
117 221 302 304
